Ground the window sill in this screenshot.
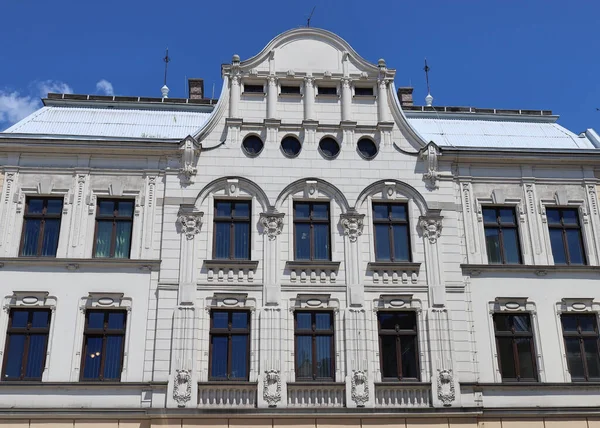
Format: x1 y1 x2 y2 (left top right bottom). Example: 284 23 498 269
286 260 341 271
242 92 266 97
376 380 424 385
289 381 341 386
316 94 340 99
0 257 160 271
461 381 600 388
204 259 259 270
353 95 376 100
368 261 421 273
201 380 257 386
461 263 598 276
279 93 302 98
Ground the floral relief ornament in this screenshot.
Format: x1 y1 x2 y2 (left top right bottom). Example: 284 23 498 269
419 216 442 244
263 369 282 407
177 210 203 240
340 212 365 243
351 370 369 407
259 212 284 240
173 369 192 407
437 369 455 406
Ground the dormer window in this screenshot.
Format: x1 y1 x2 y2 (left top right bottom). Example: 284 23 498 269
243 84 264 94
280 85 301 95
354 86 374 97
317 85 337 96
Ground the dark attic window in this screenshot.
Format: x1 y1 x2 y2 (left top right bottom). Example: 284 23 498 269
281 85 301 95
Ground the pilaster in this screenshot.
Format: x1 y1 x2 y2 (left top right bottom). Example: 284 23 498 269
257 306 286 408
303 76 315 121
340 77 352 121
260 211 284 304
267 75 278 119
340 121 357 149
340 211 364 306
344 307 373 408
302 119 318 145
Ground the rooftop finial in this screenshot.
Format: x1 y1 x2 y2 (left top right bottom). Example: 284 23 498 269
162 48 171 99
424 58 433 106
161 85 169 99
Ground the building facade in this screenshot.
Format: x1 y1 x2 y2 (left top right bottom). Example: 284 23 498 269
0 28 600 427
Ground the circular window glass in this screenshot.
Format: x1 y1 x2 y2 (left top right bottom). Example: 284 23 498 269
357 138 378 159
319 137 340 159
242 135 264 157
281 136 302 158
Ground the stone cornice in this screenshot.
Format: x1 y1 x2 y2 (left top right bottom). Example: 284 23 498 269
461 264 600 276
0 258 160 271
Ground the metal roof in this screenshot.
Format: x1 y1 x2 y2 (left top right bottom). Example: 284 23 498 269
407 115 596 149
2 106 212 140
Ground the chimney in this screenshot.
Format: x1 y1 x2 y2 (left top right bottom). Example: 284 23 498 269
397 87 414 107
188 78 205 100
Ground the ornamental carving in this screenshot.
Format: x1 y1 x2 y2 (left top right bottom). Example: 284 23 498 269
420 143 441 189
419 216 442 244
177 209 203 240
173 369 192 407
263 369 282 407
260 212 284 240
179 137 199 184
340 213 365 243
350 370 369 407
437 369 455 406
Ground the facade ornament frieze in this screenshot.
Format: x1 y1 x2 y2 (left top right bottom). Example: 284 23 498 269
177 207 203 240
263 369 282 407
350 370 369 407
173 369 192 407
260 211 285 240
420 143 441 189
437 369 456 406
419 214 443 244
340 212 365 243
179 136 200 184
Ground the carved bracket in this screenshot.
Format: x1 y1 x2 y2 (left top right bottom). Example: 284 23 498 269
419 212 443 244
340 212 365 243
177 206 203 240
420 142 441 189
179 136 200 184
260 211 285 240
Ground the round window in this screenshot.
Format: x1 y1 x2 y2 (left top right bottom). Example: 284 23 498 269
318 137 340 159
281 136 302 158
357 138 378 159
241 135 264 157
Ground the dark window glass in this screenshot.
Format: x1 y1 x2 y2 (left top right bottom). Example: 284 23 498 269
482 207 521 264
318 86 337 96
373 203 411 262
294 311 334 381
561 314 600 381
213 200 251 260
547 208 586 265
281 85 301 95
20 198 63 257
493 314 537 382
93 199 134 259
318 137 340 159
241 135 263 157
243 84 264 93
81 310 126 381
2 309 51 380
294 202 330 261
281 136 302 158
357 138 378 160
355 86 374 96
377 312 419 381
209 310 250 380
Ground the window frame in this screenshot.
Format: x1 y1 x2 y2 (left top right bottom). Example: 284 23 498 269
1 308 51 381
372 202 412 262
377 311 420 382
493 313 538 382
212 199 252 260
293 201 331 261
294 310 335 382
561 313 600 382
546 207 587 265
80 309 127 382
19 197 63 257
92 198 134 259
208 309 251 381
482 206 522 264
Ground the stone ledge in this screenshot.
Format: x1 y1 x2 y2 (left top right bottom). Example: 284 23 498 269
0 258 161 271
461 264 600 276
204 260 259 270
285 261 341 271
367 262 421 272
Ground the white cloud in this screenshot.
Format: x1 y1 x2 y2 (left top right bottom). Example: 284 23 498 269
0 80 73 129
96 79 114 96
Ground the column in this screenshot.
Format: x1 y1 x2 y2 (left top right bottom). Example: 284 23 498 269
168 205 203 408
377 78 389 122
267 75 278 119
229 55 241 118
303 76 315 121
341 77 352 121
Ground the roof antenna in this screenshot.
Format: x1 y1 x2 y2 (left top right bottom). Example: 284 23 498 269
161 48 170 99
307 6 316 27
423 58 433 106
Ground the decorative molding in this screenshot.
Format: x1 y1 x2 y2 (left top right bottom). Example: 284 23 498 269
177 206 203 240
263 369 282 407
0 258 160 270
461 263 600 275
420 143 441 189
173 369 192 407
179 136 200 184
340 212 364 242
350 370 369 407
436 369 456 406
260 211 284 240
419 214 443 244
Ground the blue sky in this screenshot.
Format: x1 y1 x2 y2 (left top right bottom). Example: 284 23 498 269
1 0 598 132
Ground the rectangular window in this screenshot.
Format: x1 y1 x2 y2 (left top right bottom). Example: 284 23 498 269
243 84 264 94
547 208 586 265
213 200 251 260
493 313 537 382
2 308 51 381
561 314 600 381
354 86 374 96
373 203 411 262
93 199 134 259
280 85 301 95
294 311 334 381
209 310 250 381
482 207 522 264
81 310 127 381
294 202 330 261
20 197 63 257
378 312 419 381
318 86 337 96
